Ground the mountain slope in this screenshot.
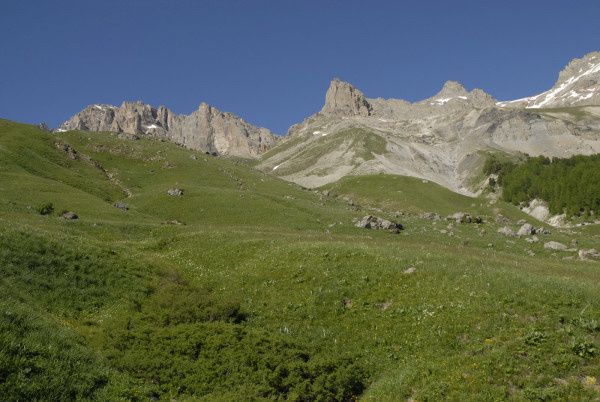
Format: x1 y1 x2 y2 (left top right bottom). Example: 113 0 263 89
498 51 600 108
58 101 278 158
259 53 600 194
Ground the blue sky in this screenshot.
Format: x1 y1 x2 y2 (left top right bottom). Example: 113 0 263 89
1 0 599 134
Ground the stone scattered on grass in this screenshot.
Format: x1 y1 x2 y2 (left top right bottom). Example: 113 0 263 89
61 211 78 220
497 226 517 237
578 248 600 261
421 212 442 221
168 188 184 197
355 215 403 233
516 223 534 236
446 212 482 224
114 201 129 211
544 241 567 251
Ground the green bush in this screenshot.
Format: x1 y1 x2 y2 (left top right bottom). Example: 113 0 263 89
104 277 368 400
0 297 150 401
572 341 597 359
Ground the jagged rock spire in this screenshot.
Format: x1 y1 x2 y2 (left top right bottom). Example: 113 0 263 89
321 78 372 117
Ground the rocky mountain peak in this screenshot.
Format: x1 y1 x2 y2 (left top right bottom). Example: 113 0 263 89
321 78 372 117
58 101 277 158
422 81 494 108
498 51 600 109
435 80 468 98
556 51 600 85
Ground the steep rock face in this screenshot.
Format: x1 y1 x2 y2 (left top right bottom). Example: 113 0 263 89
321 79 372 116
58 102 277 158
498 51 600 108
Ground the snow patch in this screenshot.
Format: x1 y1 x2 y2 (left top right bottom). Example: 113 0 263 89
272 164 280 171
431 96 468 105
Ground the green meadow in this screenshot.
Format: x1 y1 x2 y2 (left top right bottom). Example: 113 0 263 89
1 119 599 401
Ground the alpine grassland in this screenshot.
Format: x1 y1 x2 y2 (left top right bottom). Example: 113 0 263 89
1 120 600 400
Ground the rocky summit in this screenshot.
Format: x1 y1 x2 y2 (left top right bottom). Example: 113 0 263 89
58 101 277 158
497 51 600 108
258 51 600 194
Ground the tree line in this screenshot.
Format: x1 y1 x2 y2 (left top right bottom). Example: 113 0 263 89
484 153 600 217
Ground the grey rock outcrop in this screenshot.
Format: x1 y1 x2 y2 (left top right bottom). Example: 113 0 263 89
57 101 277 158
355 215 403 233
321 79 372 117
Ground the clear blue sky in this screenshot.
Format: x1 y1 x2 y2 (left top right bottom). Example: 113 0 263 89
1 1 599 134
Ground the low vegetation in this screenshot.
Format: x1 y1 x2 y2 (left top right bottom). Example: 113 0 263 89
1 120 600 400
485 153 600 217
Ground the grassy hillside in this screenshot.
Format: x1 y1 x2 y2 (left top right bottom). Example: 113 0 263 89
260 127 387 177
1 119 600 401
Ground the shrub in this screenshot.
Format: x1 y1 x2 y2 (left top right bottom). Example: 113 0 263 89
572 341 597 359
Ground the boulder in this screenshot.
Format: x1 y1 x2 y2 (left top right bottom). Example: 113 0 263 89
544 241 568 251
355 215 403 233
522 199 550 222
578 249 600 261
497 226 516 237
448 212 471 223
421 212 441 221
525 235 539 243
61 211 78 220
167 188 184 197
114 201 129 211
516 223 534 236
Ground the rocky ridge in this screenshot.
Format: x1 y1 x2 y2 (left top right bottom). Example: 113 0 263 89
497 52 600 108
58 101 277 158
258 52 600 194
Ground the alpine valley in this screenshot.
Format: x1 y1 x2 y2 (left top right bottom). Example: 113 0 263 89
2 52 600 401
